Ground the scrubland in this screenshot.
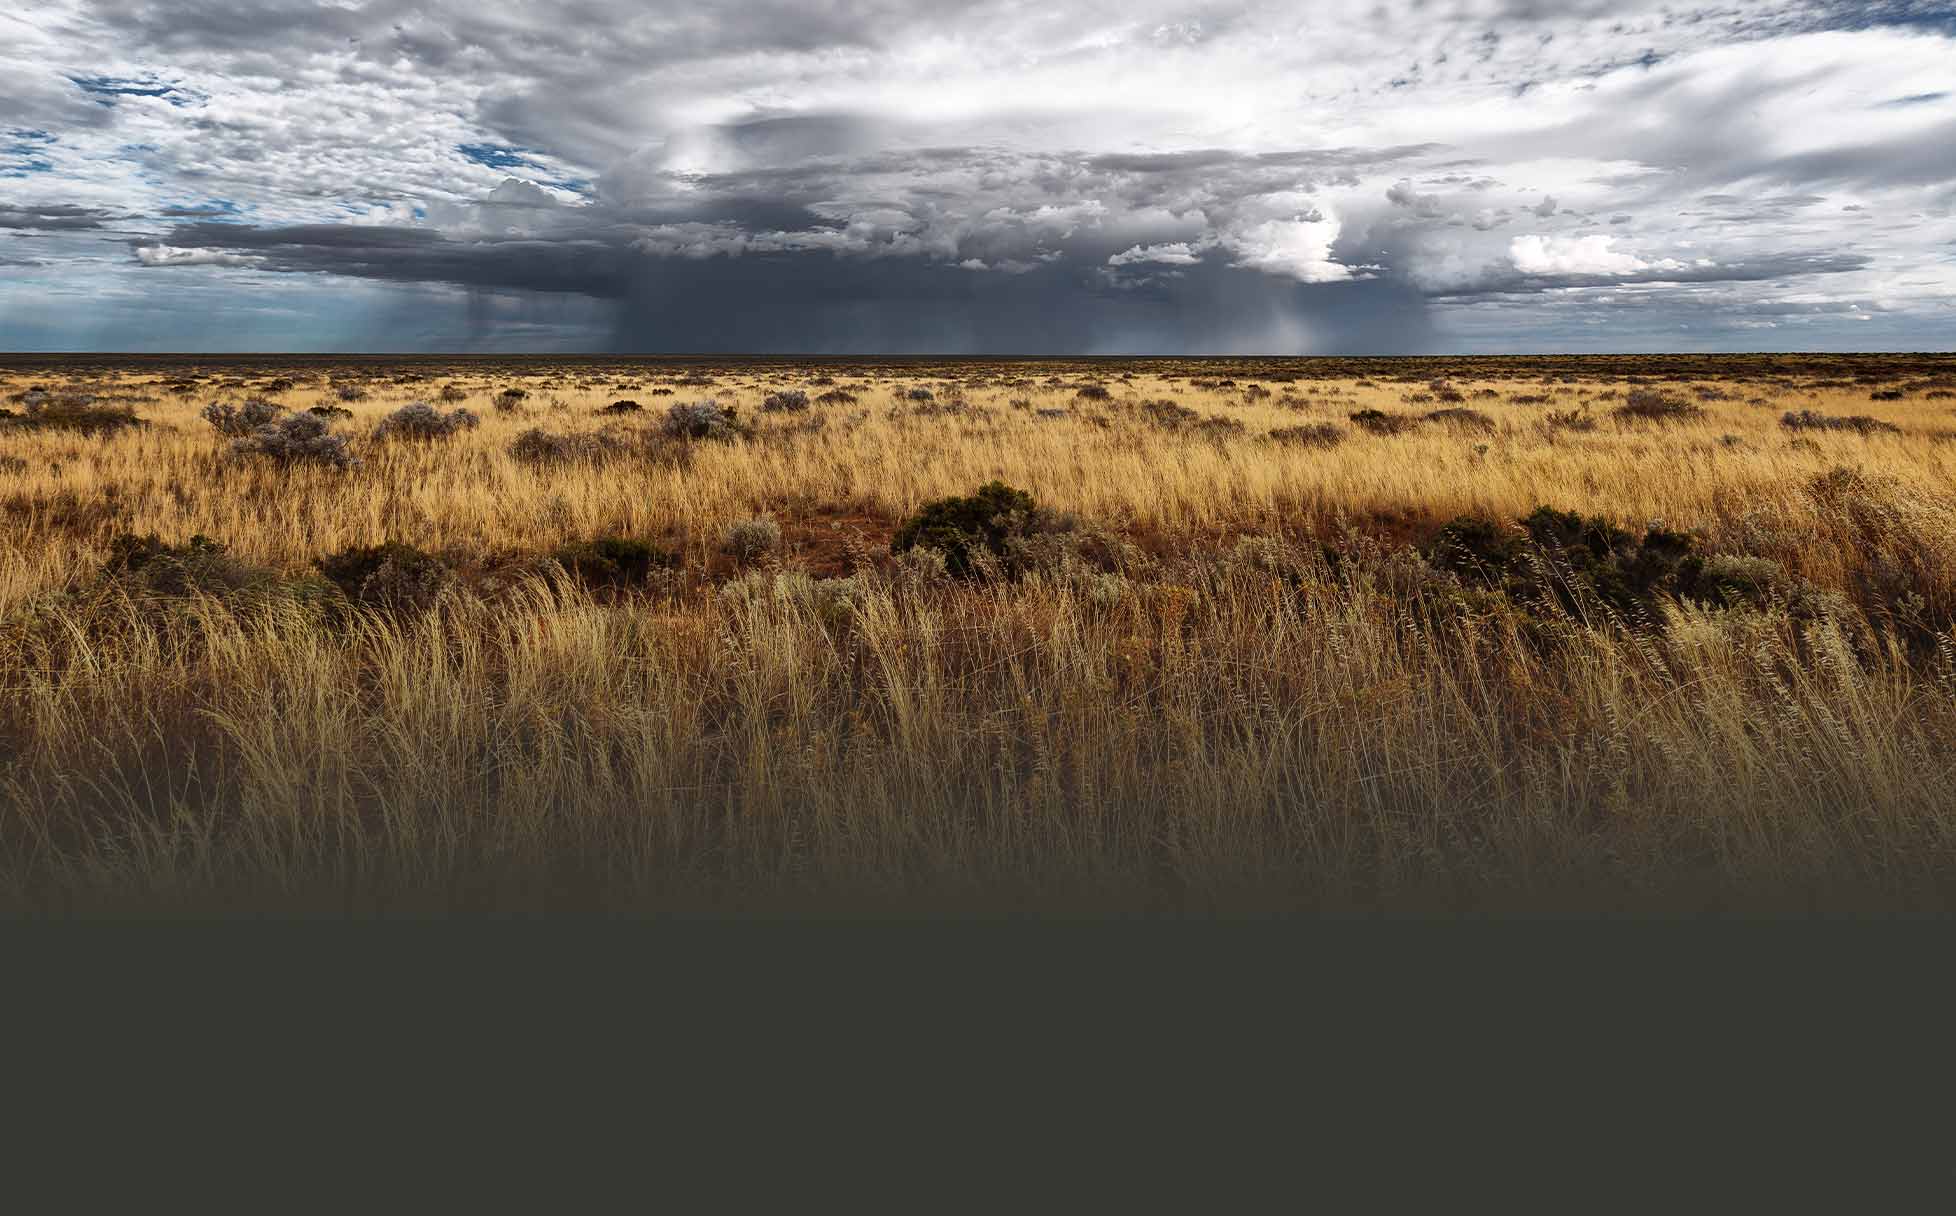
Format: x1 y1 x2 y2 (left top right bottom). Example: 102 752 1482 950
3 352 1956 915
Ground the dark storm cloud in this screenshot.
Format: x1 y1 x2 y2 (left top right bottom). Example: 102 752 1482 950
1423 250 1874 300
609 255 1436 354
140 221 640 297
0 203 115 230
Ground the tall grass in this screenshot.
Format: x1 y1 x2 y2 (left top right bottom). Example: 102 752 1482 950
2 358 1955 913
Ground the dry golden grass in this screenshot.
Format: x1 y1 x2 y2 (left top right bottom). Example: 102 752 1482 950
3 355 1955 914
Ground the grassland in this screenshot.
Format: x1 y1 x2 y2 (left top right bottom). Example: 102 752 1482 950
4 352 1956 915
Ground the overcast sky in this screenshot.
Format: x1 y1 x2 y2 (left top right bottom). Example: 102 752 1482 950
4 1 1954 353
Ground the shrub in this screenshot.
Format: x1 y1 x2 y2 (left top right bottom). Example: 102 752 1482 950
374 400 480 441
550 535 678 587
904 387 936 402
1266 423 1344 448
598 399 642 414
508 427 626 464
1428 516 1523 585
1423 407 1495 432
1779 410 1900 436
494 387 528 412
761 390 810 413
1428 380 1467 404
1612 389 1703 425
1075 384 1112 401
663 399 745 441
316 542 450 612
100 533 269 598
307 404 354 420
1428 506 1722 630
1541 408 1596 433
1137 397 1241 435
1349 409 1420 436
3 393 146 437
891 481 1038 578
815 388 858 406
438 384 470 403
335 384 368 403
724 517 783 561
261 377 296 394
202 398 285 437
230 412 360 469
1870 389 1904 402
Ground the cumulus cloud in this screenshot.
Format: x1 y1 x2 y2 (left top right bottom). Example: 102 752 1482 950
1222 214 1353 283
1385 179 1446 218
133 244 263 268
1109 242 1205 266
1509 234 1683 277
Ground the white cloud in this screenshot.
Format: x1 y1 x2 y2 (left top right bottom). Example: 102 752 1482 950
133 245 264 268
1509 234 1685 277
1108 242 1203 266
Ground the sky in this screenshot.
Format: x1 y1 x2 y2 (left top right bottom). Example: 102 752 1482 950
2 1 1954 354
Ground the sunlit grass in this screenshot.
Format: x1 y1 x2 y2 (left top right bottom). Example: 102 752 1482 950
2 356 1954 913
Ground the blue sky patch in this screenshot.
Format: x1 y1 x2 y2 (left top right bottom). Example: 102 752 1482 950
459 143 541 170
160 198 243 220
3 129 56 177
69 75 198 107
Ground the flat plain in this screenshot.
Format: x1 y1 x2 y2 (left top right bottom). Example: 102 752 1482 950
4 352 1955 914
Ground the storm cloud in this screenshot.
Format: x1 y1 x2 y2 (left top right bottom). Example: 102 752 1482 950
4 1 1954 351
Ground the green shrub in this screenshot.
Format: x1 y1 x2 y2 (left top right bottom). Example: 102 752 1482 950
1541 408 1595 433
1780 409 1900 436
550 535 678 587
1429 506 1723 630
202 398 284 436
1349 409 1420 436
723 517 783 562
316 542 451 612
2 393 145 437
374 401 479 440
891 481 1038 578
1266 423 1344 448
1423 408 1494 432
663 399 746 441
508 427 627 464
101 533 270 598
1612 389 1703 425
1428 516 1523 585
